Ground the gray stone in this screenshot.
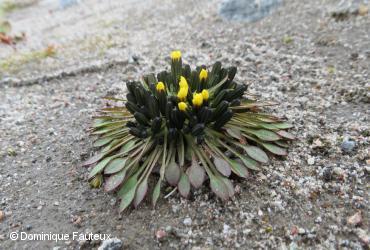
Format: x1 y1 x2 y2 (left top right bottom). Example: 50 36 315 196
183 217 192 226
219 0 282 22
341 138 356 153
330 0 368 20
98 238 123 250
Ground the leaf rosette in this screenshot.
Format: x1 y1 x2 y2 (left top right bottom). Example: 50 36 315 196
83 51 295 211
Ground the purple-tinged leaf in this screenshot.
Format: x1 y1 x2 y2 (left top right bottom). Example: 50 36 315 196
104 170 126 192
276 130 295 140
165 162 181 186
133 178 148 208
213 156 231 177
210 176 229 201
82 153 104 167
221 178 235 197
187 162 205 188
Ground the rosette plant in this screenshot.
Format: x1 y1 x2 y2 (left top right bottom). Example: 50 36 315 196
84 51 294 211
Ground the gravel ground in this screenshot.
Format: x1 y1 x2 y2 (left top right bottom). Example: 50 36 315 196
0 0 369 249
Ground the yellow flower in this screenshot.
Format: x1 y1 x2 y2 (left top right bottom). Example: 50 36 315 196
199 69 208 81
179 76 188 89
178 102 187 111
171 50 181 61
177 87 188 100
201 89 209 101
192 93 203 107
156 82 165 92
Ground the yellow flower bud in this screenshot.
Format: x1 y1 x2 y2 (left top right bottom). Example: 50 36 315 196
178 102 187 111
201 89 209 101
156 82 165 92
179 76 188 89
177 87 188 101
192 93 203 107
199 69 208 81
89 174 103 188
171 50 181 61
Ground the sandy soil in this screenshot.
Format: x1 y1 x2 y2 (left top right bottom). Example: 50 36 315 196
0 0 369 249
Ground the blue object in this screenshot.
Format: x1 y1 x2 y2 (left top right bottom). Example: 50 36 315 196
59 0 78 9
219 0 283 22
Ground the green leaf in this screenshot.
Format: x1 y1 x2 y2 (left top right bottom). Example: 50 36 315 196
92 125 122 135
82 152 104 166
228 158 249 178
262 143 287 156
93 118 109 127
244 146 269 163
178 135 185 167
152 179 161 207
104 170 126 192
208 75 228 94
178 173 190 198
93 136 115 147
118 174 138 212
104 158 127 174
165 161 181 186
210 175 229 201
119 185 136 212
259 123 280 130
88 156 113 179
187 161 205 188
133 178 148 208
239 155 260 171
92 120 125 128
213 156 231 177
274 141 289 148
226 127 242 140
246 129 281 141
273 122 293 129
120 140 136 154
221 177 235 197
276 130 295 140
118 173 138 196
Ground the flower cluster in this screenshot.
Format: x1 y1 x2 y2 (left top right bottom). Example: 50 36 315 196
84 51 295 212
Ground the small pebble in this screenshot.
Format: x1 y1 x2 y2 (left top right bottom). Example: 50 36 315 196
98 238 123 250
341 138 356 153
347 211 362 226
307 157 315 165
183 217 192 226
155 229 167 240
